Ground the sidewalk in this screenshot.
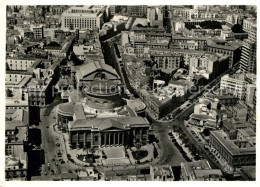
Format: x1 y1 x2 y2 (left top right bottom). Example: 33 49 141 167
171 131 194 161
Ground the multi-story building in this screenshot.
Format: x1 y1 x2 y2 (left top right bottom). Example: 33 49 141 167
171 36 208 51
170 6 192 21
220 30 235 41
44 37 73 58
61 5 107 30
190 97 227 128
189 54 229 80
220 73 256 108
5 94 29 181
147 6 163 27
127 6 147 17
33 26 44 39
207 39 242 68
209 130 255 171
152 53 183 72
6 58 35 71
239 25 256 73
171 20 185 34
226 14 244 26
242 18 256 32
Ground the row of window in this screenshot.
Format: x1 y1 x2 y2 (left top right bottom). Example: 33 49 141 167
6 106 27 110
7 60 34 64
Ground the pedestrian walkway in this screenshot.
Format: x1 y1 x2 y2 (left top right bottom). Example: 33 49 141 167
102 147 125 159
101 146 131 166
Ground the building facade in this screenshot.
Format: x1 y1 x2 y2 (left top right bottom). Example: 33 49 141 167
61 6 106 30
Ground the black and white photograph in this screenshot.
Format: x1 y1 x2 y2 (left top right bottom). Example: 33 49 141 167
1 1 258 185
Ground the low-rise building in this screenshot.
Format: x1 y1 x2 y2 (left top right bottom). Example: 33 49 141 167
180 159 224 181
150 165 174 181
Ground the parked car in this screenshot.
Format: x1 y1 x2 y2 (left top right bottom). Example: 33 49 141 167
185 116 190 121
59 159 65 164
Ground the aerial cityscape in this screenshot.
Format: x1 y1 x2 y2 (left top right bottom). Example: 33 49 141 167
5 5 256 181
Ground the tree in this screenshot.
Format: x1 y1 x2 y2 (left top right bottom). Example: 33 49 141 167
185 24 196 30
89 147 95 155
199 21 222 29
6 89 13 97
232 24 244 33
136 24 146 27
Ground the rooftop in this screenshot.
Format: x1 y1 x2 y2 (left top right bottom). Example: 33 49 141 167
241 166 255 180
210 130 255 156
62 5 105 17
69 116 149 131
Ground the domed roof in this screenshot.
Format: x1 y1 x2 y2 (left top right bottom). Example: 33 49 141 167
83 80 120 95
56 103 74 116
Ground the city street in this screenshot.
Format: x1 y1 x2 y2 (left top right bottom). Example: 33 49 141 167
151 120 186 166
36 106 82 178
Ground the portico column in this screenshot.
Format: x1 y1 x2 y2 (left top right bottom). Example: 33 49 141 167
109 133 111 145
118 133 120 145
104 133 107 146
122 132 125 145
68 133 71 146
91 132 93 147
146 129 149 143
100 133 102 146
140 129 142 142
113 133 116 145
133 129 136 143
76 132 79 149
83 132 86 148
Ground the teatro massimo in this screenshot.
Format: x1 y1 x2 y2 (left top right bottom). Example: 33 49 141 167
56 61 150 149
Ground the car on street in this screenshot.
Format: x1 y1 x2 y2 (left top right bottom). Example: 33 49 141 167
55 162 58 166
59 159 65 164
44 172 47 175
56 143 60 147
47 163 50 167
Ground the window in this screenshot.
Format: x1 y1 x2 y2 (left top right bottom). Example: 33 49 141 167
94 136 98 142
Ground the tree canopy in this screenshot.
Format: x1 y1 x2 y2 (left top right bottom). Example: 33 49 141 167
231 24 244 33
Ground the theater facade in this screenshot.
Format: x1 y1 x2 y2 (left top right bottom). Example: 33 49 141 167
56 61 151 149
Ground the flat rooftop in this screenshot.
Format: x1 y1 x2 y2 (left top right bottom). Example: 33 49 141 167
62 5 105 17
210 130 255 156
